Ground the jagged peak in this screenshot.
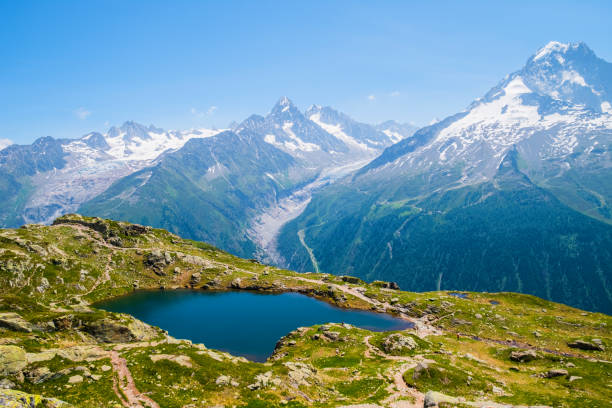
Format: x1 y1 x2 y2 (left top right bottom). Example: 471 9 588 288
270 96 300 116
530 41 595 64
277 96 292 106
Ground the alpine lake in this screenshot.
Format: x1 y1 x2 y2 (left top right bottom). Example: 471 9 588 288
95 290 413 362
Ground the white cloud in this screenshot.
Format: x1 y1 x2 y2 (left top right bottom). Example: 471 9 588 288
191 105 218 118
429 117 440 125
389 91 400 97
0 138 12 150
367 94 376 101
74 107 91 120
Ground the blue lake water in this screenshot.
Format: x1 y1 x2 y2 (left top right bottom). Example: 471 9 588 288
95 290 413 362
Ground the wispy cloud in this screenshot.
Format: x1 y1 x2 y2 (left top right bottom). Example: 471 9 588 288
367 94 376 101
0 138 12 150
191 105 218 118
389 90 400 97
74 107 92 120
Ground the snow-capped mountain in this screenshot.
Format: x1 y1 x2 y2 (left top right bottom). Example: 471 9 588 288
1 102 414 229
275 41 612 313
75 121 220 162
375 120 417 144
237 97 348 164
0 122 222 226
366 41 612 196
305 105 412 152
237 97 413 167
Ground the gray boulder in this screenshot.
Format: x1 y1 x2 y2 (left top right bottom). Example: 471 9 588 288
509 349 538 362
568 340 604 351
0 313 34 333
382 333 418 353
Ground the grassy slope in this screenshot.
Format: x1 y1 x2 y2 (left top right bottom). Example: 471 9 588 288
0 214 610 407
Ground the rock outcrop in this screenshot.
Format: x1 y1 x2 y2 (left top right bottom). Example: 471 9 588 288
0 345 27 375
0 313 34 333
567 340 604 351
381 333 417 353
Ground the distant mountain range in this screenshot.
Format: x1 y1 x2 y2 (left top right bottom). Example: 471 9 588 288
276 41 612 313
2 41 611 312
0 99 415 257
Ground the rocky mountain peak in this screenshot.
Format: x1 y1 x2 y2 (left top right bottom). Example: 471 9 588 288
518 41 612 112
270 96 301 117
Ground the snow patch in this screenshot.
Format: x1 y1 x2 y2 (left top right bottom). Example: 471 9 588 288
0 138 13 151
561 70 588 87
309 112 372 151
281 122 321 152
533 41 570 61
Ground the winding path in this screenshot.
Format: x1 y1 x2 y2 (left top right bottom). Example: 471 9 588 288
110 350 160 408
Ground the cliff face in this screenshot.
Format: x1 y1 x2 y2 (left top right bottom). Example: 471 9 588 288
0 214 610 407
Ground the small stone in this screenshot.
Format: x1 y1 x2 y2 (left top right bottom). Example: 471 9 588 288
68 375 83 383
492 385 505 395
569 376 582 382
0 378 15 389
101 365 112 372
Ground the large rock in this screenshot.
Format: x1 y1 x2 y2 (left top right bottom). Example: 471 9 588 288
83 318 157 343
509 349 538 362
0 345 27 375
149 354 193 368
52 315 75 331
567 340 604 351
340 275 362 284
283 362 316 386
190 272 201 286
424 391 459 407
26 345 107 364
0 389 72 408
543 368 568 378
381 333 418 353
372 280 400 290
35 277 50 293
0 312 34 332
25 367 56 384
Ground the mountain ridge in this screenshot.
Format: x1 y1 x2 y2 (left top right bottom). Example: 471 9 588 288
276 41 612 313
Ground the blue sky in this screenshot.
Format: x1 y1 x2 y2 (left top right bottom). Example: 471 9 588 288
2 1 612 144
